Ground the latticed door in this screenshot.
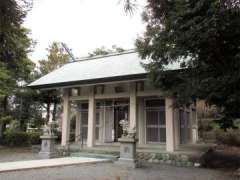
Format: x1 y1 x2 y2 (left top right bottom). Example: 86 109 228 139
145 99 166 143
81 110 88 141
180 110 191 144
79 103 88 142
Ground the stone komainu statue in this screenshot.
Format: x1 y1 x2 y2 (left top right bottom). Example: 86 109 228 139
119 119 136 139
43 122 55 136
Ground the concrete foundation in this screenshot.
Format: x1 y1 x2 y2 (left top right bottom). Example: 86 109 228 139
116 137 138 168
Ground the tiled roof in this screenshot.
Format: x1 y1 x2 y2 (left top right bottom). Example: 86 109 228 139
28 51 180 89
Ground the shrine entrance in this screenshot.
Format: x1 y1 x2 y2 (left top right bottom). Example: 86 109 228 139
113 101 129 142
94 99 129 143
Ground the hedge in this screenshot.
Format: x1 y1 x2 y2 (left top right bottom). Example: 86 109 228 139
216 129 240 147
1 130 41 147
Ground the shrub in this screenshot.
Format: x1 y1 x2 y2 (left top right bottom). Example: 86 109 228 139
3 130 29 146
28 132 41 145
2 130 41 147
200 148 240 169
0 116 13 125
216 129 240 147
234 119 240 129
198 119 217 132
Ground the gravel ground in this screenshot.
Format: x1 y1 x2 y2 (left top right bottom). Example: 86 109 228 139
0 146 40 162
0 162 237 180
0 147 237 180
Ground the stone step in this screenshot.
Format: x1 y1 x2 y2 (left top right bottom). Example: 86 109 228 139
0 157 110 173
70 152 119 161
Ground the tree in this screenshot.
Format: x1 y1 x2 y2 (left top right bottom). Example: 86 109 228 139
39 42 70 75
37 42 70 123
12 86 44 130
0 0 34 131
135 0 240 129
88 45 124 57
0 0 33 95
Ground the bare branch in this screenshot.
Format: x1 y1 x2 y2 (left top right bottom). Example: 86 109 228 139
120 0 139 15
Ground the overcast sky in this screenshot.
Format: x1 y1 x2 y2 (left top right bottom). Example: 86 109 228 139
24 0 146 62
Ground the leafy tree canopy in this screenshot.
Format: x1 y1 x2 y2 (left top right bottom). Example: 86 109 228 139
35 42 70 123
88 45 125 57
0 0 34 98
38 42 70 75
135 0 240 127
0 0 39 131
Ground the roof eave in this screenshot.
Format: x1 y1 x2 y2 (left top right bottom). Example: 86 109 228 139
28 73 148 90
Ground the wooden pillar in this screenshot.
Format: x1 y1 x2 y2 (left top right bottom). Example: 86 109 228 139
165 97 175 152
98 110 104 143
87 87 95 147
61 89 70 146
129 82 137 130
191 107 198 144
174 109 180 150
138 98 145 145
75 105 81 142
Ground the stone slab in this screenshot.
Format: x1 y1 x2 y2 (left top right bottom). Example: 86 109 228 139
118 138 137 143
40 135 57 139
0 157 110 173
38 151 58 159
115 158 139 168
71 152 119 161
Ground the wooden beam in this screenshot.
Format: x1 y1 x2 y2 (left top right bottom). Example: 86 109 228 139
95 92 130 99
137 90 163 97
69 96 88 101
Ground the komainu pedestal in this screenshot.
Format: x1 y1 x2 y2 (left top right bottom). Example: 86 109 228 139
117 137 138 168
116 118 138 168
39 124 58 159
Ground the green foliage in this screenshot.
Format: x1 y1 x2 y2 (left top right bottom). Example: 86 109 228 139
136 0 240 128
1 129 41 146
12 87 44 130
3 129 29 146
0 0 34 96
0 0 34 132
234 119 240 129
214 118 238 131
28 131 41 145
39 42 70 75
216 129 240 147
8 120 20 130
0 63 14 98
0 116 13 125
199 120 215 132
88 45 125 57
33 42 71 123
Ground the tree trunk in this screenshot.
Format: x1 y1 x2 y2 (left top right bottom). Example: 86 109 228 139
52 101 57 122
46 102 50 124
0 96 8 137
2 96 8 114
